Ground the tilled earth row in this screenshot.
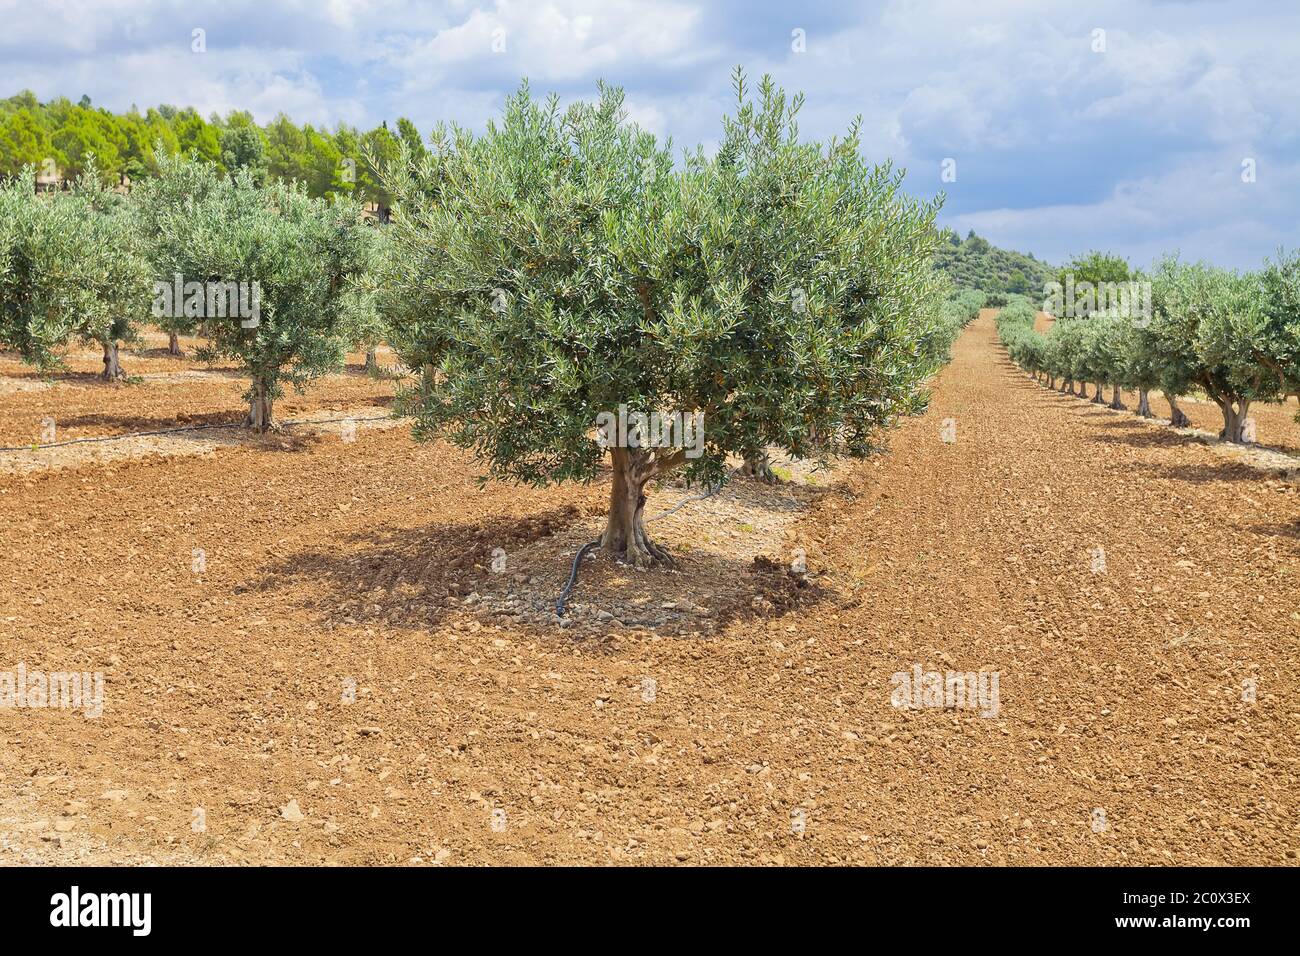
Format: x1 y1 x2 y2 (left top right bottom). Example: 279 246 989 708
0 337 404 447
0 314 1295 865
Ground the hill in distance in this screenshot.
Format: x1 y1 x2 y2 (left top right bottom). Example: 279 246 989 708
934 228 1055 298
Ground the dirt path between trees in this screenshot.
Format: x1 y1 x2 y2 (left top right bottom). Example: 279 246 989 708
1 314 1295 865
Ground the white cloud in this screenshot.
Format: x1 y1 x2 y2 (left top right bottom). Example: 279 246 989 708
0 0 1295 266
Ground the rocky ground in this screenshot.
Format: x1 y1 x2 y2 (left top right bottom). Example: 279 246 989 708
0 314 1296 865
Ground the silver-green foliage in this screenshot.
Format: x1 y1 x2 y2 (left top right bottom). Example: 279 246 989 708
133 153 374 428
998 255 1296 440
379 74 947 492
0 165 150 373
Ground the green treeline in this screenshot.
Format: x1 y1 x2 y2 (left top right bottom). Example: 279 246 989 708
0 89 407 209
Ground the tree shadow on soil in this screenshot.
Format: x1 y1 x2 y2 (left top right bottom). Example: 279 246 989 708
1089 426 1204 450
127 347 235 364
1132 459 1278 484
248 504 835 645
1090 423 1300 468
278 393 396 416
55 409 249 433
8 369 131 387
1246 518 1300 543
246 507 587 625
139 367 247 381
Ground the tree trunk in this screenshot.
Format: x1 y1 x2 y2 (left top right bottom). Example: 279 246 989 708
364 349 379 373
1091 380 1106 403
1215 397 1250 443
1061 378 1072 394
1167 395 1191 428
247 378 274 433
1047 375 1056 390
740 450 780 484
100 340 125 381
168 330 183 356
1136 388 1153 418
1108 385 1126 410
600 447 674 569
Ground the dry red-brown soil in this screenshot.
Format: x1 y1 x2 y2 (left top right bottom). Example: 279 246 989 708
1 314 1296 866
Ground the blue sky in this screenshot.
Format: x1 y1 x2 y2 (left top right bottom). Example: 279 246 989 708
2 0 1296 270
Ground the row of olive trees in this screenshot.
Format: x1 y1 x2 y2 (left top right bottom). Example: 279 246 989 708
3 72 965 567
0 154 381 429
997 257 1300 443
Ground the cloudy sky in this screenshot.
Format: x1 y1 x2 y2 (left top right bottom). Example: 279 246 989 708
2 0 1295 269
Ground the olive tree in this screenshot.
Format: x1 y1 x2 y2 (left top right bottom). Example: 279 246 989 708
340 222 390 374
0 165 150 380
1124 317 1165 418
1043 318 1092 396
131 149 228 355
380 76 945 568
1084 314 1135 408
1135 258 1202 426
996 298 1045 382
1151 258 1279 442
136 153 372 430
1243 252 1300 404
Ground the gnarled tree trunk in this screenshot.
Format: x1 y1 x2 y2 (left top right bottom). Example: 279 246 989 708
601 446 682 569
1136 388 1153 418
1091 380 1106 404
1108 385 1126 410
740 450 780 484
247 378 274 433
168 330 183 356
100 339 125 381
1214 396 1251 443
364 349 379 373
1167 395 1191 428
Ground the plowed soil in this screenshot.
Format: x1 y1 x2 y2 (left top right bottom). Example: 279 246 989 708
0 333 403 447
1 314 1296 866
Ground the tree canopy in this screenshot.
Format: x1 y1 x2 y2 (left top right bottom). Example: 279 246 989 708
378 73 950 566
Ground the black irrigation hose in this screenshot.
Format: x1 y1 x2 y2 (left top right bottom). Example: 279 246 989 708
0 414 397 454
554 539 602 618
553 466 742 618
